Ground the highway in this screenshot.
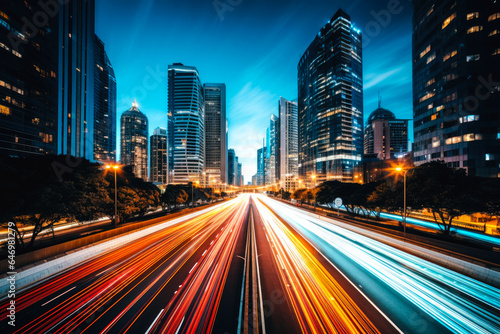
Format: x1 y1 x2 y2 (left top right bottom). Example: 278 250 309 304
1 194 499 333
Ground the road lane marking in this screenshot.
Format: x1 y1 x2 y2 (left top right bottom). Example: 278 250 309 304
145 309 164 334
41 286 76 306
174 316 185 334
189 262 198 274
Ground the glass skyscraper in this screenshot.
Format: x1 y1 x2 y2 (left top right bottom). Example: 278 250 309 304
204 83 227 184
228 148 236 185
267 114 279 185
279 97 299 191
120 101 148 180
150 127 168 184
58 0 95 160
168 63 204 184
298 8 363 182
0 1 59 157
413 0 500 177
94 35 116 163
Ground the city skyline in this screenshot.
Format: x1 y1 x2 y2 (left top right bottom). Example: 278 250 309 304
95 0 413 181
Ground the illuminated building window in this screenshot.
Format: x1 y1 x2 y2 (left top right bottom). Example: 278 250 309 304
488 13 500 21
489 30 499 37
443 50 457 62
0 104 10 115
467 12 479 20
466 54 480 62
493 48 500 56
420 45 431 58
431 114 437 120
442 13 456 29
419 92 435 103
467 26 483 34
427 53 436 64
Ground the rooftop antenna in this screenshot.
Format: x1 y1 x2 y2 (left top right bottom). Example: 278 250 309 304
132 99 138 108
378 92 381 108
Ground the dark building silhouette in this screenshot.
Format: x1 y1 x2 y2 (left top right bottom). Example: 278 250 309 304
0 1 59 156
228 148 236 185
413 0 500 177
298 8 363 182
94 35 116 163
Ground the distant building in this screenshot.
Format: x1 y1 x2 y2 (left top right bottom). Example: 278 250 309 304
257 145 267 186
236 158 242 186
150 127 168 184
204 83 227 184
120 101 148 180
228 148 236 185
279 98 299 191
413 0 500 177
0 1 59 157
168 63 204 183
364 104 409 160
298 8 363 182
58 0 96 160
267 114 279 185
94 35 116 163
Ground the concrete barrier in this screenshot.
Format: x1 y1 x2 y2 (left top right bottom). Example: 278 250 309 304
0 200 231 296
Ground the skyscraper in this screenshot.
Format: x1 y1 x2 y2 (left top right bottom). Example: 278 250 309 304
237 161 243 186
58 0 96 160
257 144 267 186
298 8 363 182
168 63 204 183
94 35 116 162
0 1 59 157
413 0 500 177
150 127 168 184
279 97 299 191
267 114 279 185
364 103 409 160
228 148 236 185
120 101 148 180
204 83 227 184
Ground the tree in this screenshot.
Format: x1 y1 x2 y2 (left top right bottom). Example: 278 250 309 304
292 188 307 204
176 190 189 206
368 180 405 220
408 161 480 235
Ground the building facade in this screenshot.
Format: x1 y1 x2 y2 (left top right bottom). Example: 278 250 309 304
228 148 236 185
120 101 148 180
364 105 409 160
94 35 116 162
58 0 95 160
413 0 500 177
267 114 279 185
237 161 243 186
257 145 267 186
0 1 59 157
279 97 299 191
204 83 227 184
298 8 363 182
168 63 205 183
150 127 168 184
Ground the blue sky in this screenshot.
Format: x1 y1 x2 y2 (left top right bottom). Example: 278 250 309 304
96 0 413 182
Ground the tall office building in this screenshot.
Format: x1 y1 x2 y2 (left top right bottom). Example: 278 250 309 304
267 114 279 185
120 101 148 180
228 148 236 185
364 103 409 160
94 35 116 162
150 127 168 184
58 0 95 160
0 1 59 157
168 63 205 183
413 0 500 177
257 143 267 186
237 161 243 186
279 98 299 191
298 8 363 182
204 83 227 184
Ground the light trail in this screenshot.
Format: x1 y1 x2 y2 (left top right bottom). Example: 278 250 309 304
259 195 500 334
253 197 382 334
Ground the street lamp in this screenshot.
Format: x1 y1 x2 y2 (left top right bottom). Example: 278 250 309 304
106 165 120 226
212 179 216 203
311 174 317 189
394 166 414 238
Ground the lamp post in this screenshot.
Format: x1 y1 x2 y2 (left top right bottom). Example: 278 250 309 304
212 179 216 203
106 165 120 226
395 166 414 238
311 174 316 189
